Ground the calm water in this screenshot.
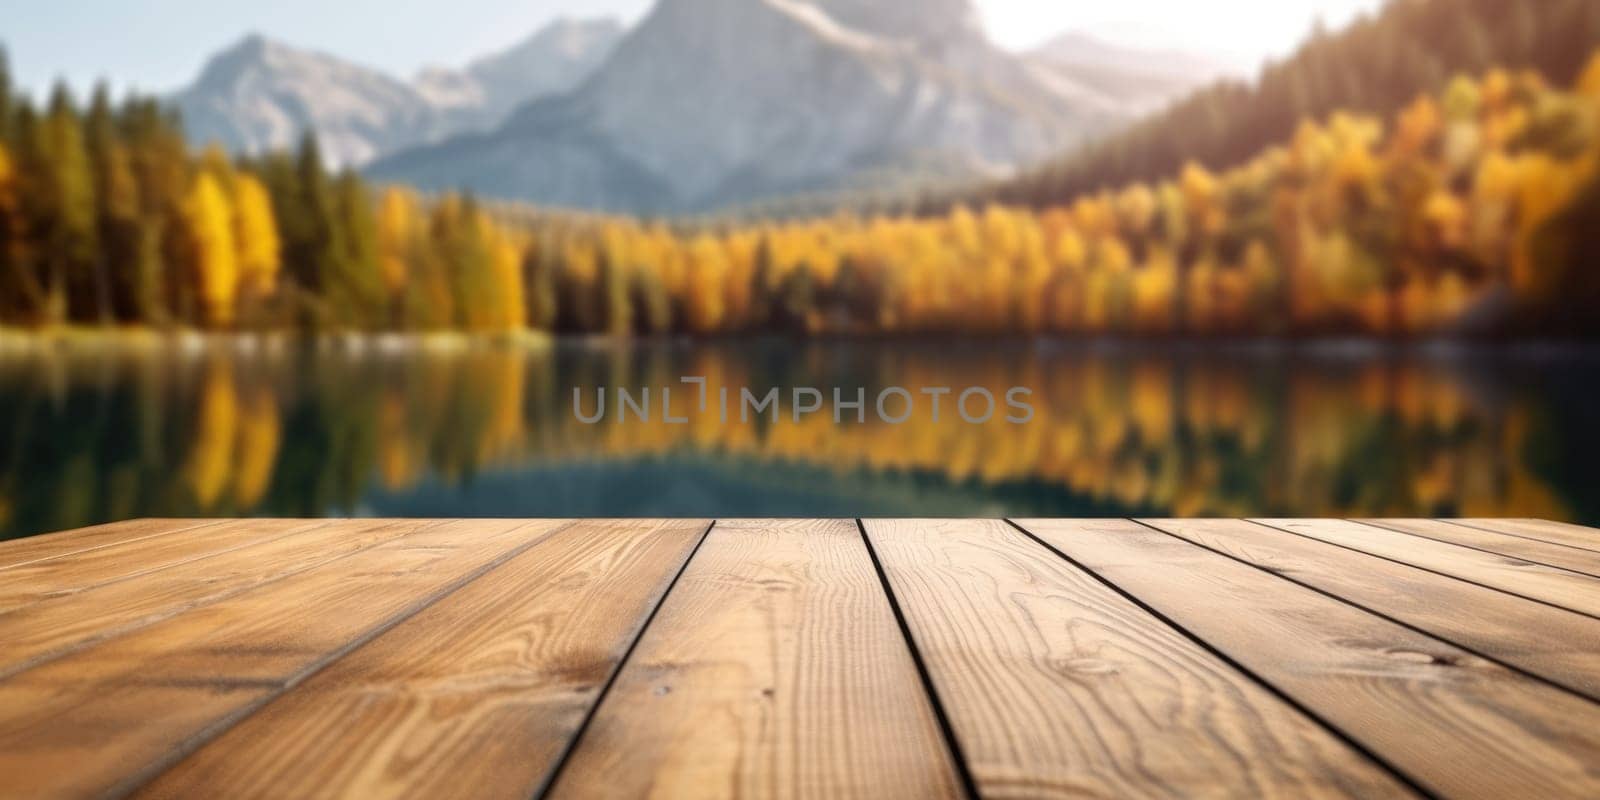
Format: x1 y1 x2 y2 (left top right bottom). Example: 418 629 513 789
3 338 1599 540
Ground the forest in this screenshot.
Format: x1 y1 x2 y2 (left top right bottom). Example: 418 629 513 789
975 0 1600 210
2 44 1600 337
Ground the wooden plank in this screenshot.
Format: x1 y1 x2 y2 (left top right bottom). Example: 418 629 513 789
135 519 710 800
862 519 1407 799
1016 519 1600 798
0 518 225 571
0 518 570 799
1361 519 1600 579
547 519 963 799
1144 519 1600 700
1455 519 1600 554
0 518 362 615
0 519 439 680
1254 519 1600 619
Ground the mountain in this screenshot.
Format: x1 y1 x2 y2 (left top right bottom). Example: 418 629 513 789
172 19 624 168
1028 33 1235 115
173 35 440 168
368 0 1164 213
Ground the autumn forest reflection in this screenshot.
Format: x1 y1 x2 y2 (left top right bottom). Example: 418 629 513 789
3 339 1597 539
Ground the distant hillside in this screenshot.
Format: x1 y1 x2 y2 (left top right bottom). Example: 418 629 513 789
171 18 623 168
976 0 1600 209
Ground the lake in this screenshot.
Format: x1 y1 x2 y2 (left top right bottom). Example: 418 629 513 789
3 337 1598 540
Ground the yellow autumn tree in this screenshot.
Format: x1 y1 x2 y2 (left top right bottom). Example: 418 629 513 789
184 172 241 327
232 174 280 299
377 187 418 298
684 235 730 333
483 219 527 332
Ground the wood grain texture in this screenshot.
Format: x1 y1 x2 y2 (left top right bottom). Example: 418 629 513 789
0 518 224 571
862 519 1407 799
1455 519 1600 554
0 518 356 614
548 519 963 800
0 519 437 680
0 518 570 799
136 519 709 800
1359 519 1600 579
1254 519 1600 618
1017 519 1600 799
2 516 1597 799
1145 519 1600 700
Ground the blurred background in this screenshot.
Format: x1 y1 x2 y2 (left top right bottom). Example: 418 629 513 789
1 0 1599 538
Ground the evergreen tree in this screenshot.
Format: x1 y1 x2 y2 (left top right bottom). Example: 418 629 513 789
0 44 14 144
1 105 46 320
747 234 775 329
774 267 813 333
437 195 496 331
287 134 341 301
596 238 632 336
329 171 383 328
0 47 19 320
630 268 672 334
521 242 559 332
554 233 603 333
0 137 21 322
401 220 454 331
829 257 882 328
29 84 97 324
1528 170 1600 334
257 153 306 291
122 98 188 325
85 83 136 322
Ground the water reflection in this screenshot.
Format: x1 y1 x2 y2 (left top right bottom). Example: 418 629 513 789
2 339 1597 540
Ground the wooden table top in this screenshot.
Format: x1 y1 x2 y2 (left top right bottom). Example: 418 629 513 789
1 517 1598 798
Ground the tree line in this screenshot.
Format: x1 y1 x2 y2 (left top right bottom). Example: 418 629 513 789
2 44 1600 337
0 49 529 332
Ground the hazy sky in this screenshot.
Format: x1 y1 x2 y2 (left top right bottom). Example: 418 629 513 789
1 0 1384 96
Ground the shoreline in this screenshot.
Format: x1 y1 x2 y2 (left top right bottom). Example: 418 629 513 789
0 327 557 357
2 326 1599 363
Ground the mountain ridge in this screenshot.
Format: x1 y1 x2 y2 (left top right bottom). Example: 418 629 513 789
171 1 1224 211
171 17 624 168
370 0 1217 213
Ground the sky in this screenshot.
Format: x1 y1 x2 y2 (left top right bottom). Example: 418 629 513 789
1 0 1384 96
